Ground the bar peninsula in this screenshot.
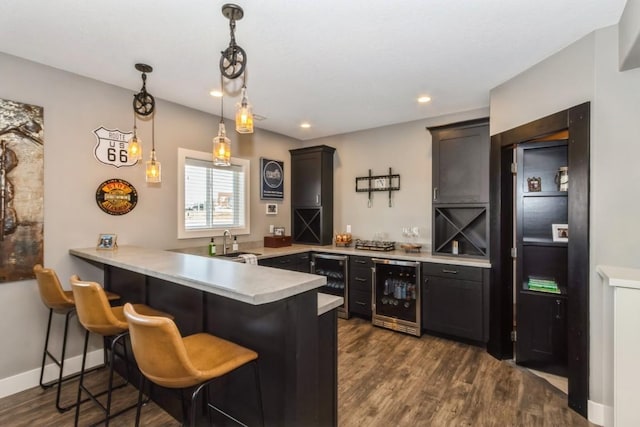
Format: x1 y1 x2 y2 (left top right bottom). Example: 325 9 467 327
70 245 342 426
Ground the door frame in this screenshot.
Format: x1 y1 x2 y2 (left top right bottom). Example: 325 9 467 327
487 102 590 416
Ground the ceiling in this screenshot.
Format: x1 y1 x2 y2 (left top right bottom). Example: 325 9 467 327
0 0 627 140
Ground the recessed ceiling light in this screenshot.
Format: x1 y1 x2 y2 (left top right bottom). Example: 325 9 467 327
209 89 223 97
417 96 432 103
300 122 311 129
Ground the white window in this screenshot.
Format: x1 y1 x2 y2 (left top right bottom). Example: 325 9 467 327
177 148 250 239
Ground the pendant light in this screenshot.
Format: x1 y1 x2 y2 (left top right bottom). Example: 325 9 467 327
235 81 254 134
213 75 231 166
145 116 161 182
127 111 142 161
220 3 254 135
132 63 160 183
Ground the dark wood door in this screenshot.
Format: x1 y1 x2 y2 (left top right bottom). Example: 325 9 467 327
516 291 568 376
431 119 490 204
291 151 322 206
422 274 484 341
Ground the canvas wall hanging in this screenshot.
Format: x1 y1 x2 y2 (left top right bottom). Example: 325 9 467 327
0 98 44 282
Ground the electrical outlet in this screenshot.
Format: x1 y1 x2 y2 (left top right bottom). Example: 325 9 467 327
269 224 274 233
346 224 352 233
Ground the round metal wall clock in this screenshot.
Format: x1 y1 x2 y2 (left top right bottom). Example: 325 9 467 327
95 178 138 215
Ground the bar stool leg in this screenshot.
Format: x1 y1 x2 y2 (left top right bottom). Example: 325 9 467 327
74 329 91 427
39 308 86 412
38 309 55 390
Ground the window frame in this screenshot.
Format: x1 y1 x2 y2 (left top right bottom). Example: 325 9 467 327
177 147 250 239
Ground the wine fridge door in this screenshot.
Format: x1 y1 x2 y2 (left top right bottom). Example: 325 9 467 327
372 259 421 336
311 253 349 319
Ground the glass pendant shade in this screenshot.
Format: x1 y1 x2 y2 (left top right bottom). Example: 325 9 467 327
145 150 161 183
128 134 142 161
213 122 231 166
235 88 254 133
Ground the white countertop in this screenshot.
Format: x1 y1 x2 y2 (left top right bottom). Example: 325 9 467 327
597 265 640 290
172 243 492 268
70 246 327 306
317 293 344 316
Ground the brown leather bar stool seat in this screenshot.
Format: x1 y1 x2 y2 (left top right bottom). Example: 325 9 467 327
123 303 264 427
33 264 120 412
70 275 172 427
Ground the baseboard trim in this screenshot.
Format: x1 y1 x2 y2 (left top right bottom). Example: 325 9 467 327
0 350 103 399
588 400 613 426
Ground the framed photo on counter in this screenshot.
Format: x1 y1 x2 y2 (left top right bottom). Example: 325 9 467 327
97 233 118 250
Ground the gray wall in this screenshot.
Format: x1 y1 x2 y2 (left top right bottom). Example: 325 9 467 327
490 24 640 418
304 108 489 246
0 52 299 386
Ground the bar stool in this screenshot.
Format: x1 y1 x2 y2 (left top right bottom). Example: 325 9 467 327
123 303 264 426
33 264 120 412
70 275 172 427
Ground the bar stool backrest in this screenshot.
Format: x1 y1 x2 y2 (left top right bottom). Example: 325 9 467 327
33 264 74 313
123 303 200 389
70 275 127 336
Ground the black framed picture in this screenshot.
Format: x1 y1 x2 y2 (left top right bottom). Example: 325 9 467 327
260 158 284 200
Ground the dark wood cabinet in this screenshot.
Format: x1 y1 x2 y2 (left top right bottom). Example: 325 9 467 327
421 263 489 342
428 119 490 259
290 145 335 245
430 119 490 204
516 291 568 376
515 140 569 374
348 256 373 318
258 253 310 273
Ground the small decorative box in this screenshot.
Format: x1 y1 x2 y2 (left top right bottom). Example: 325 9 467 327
264 235 292 248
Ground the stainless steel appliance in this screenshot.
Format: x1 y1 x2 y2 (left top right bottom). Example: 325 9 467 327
372 258 421 336
311 253 349 319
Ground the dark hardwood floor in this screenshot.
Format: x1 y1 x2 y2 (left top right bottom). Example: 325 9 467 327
0 317 592 426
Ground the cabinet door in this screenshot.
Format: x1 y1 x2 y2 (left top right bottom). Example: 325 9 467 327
516 292 568 376
431 121 489 203
422 275 483 341
291 151 322 206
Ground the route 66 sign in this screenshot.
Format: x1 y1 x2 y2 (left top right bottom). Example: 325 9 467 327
93 126 137 167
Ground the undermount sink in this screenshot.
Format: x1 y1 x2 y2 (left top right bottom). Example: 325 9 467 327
215 251 261 260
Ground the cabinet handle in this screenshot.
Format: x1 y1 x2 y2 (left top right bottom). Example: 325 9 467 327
433 187 438 201
316 194 320 204
355 301 367 306
354 260 366 264
442 269 458 274
555 299 562 319
355 277 367 282
424 277 429 291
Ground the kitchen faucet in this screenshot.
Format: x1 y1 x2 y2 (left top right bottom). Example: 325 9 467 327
222 229 233 255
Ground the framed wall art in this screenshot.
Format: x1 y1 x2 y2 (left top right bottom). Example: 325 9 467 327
260 158 284 200
266 203 278 215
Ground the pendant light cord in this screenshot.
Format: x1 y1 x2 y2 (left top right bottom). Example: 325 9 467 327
219 74 224 124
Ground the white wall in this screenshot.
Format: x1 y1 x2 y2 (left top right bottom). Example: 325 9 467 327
490 23 640 423
304 108 488 246
0 52 299 385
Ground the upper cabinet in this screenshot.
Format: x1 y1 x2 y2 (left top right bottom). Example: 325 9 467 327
430 119 490 204
290 145 336 245
290 145 335 207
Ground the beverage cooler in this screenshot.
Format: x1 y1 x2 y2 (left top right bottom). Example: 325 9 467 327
311 253 349 319
372 259 421 336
